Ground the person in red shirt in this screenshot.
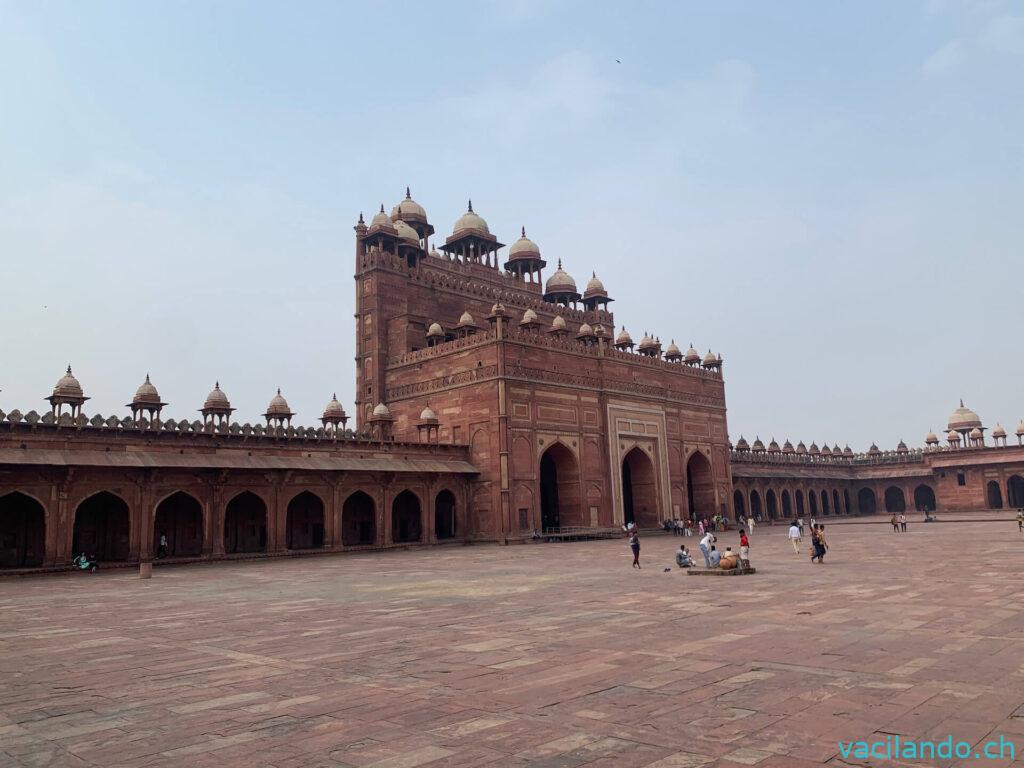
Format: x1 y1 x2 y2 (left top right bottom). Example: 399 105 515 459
739 529 751 569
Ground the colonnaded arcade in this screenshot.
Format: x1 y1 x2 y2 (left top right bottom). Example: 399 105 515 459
2 191 1022 571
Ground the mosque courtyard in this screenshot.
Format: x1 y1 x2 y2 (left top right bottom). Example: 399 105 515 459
2 520 1024 768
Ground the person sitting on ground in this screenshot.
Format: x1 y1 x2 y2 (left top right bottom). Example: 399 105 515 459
675 544 694 568
708 545 721 568
73 552 97 572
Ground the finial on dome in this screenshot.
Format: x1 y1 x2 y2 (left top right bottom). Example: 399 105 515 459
557 258 562 269
592 271 596 278
960 398 964 407
467 199 473 212
276 387 281 395
215 380 219 388
145 373 150 383
358 212 364 224
405 186 411 199
379 203 385 213
332 392 337 400
521 225 526 237
66 365 73 375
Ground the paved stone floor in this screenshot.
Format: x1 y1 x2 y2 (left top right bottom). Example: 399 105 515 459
3 520 1024 768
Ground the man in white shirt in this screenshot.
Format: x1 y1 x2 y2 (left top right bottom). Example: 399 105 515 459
699 532 716 568
788 521 802 554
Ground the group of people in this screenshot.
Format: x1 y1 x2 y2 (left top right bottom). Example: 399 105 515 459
787 519 829 563
890 513 908 532
673 528 751 570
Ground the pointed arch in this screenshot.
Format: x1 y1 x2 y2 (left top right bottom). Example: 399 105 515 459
74 491 130 562
342 490 376 546
286 491 325 549
913 484 936 513
540 441 580 529
686 451 714 519
435 489 457 539
224 491 267 554
392 490 422 543
0 491 46 568
884 486 906 513
858 487 877 514
622 447 658 527
733 490 746 519
154 491 203 557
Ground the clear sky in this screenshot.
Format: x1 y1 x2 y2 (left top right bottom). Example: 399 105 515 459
1 0 1022 449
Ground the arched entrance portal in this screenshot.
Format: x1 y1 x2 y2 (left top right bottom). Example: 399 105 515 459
154 492 202 557
342 491 375 545
540 443 580 530
733 490 745 519
809 491 818 517
796 489 805 517
765 490 778 521
287 491 325 550
622 447 658 527
392 491 422 543
686 451 714 520
435 490 457 539
833 490 841 515
0 492 45 568
74 492 130 562
987 480 1003 509
224 491 267 554
884 486 906 513
858 488 877 514
913 484 936 513
821 490 830 516
781 490 792 519
1008 476 1024 508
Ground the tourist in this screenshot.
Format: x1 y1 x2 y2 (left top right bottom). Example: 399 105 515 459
788 520 802 554
629 530 641 569
797 517 804 536
684 518 693 537
809 526 821 563
73 552 97 572
890 514 899 532
899 513 907 532
1017 509 1024 532
747 515 755 535
816 525 829 562
708 545 721 568
698 518 705 536
699 531 716 568
809 517 816 531
156 533 168 559
739 528 750 569
675 544 694 568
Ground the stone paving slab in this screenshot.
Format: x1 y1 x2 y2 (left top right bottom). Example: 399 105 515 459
3 521 1024 766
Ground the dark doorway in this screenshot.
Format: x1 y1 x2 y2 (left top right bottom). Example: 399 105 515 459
224 491 267 554
154 491 202 557
0 492 45 568
749 490 762 520
686 451 714 520
914 484 937 512
987 480 1003 509
884 486 906 513
287 491 324 549
766 490 778 520
392 490 422 543
73 492 130 562
796 489 805 517
844 489 851 514
821 490 830 516
435 490 457 539
781 490 792 518
833 490 841 515
809 490 818 516
342 491 376 545
858 488 877 514
540 443 579 529
622 448 658 527
733 490 745 519
1008 476 1024 508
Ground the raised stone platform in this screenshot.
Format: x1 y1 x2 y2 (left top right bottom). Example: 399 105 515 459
687 566 757 576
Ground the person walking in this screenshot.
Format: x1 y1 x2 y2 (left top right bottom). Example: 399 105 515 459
816 524 829 562
699 531 716 568
788 520 802 554
157 533 169 559
629 530 641 569
899 513 907 533
747 515 755 535
890 514 899 533
797 517 804 536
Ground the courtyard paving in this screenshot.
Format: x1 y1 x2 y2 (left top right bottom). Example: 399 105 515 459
2 520 1024 768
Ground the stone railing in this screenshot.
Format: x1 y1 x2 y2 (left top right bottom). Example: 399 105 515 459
0 407 463 451
730 449 927 467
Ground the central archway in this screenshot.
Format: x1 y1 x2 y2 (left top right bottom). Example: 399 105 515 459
74 492 130 562
766 489 778 520
540 442 580 530
622 447 658 527
749 489 762 520
154 491 202 557
342 491 376 545
392 490 422 543
0 492 45 568
913 484 936 512
858 487 877 514
287 491 325 550
884 486 906 513
224 491 267 554
435 489 457 539
686 451 714 520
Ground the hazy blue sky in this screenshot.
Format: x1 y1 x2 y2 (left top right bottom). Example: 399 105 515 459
2 1 1022 448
